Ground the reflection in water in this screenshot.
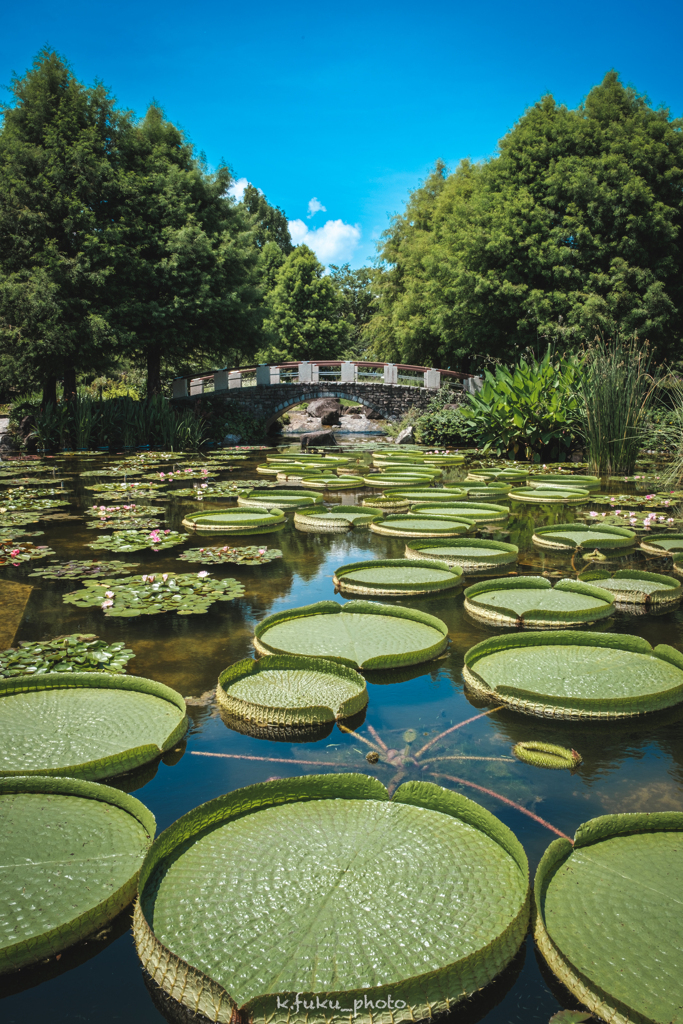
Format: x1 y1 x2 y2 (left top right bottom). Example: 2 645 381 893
1 452 682 1021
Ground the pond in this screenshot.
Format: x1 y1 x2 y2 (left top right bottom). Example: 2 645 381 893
1 447 682 1024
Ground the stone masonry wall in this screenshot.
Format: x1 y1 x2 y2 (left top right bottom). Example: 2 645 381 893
173 382 465 425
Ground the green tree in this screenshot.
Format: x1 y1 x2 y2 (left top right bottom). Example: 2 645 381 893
260 245 348 362
328 263 376 358
370 74 683 367
112 106 262 394
0 48 125 404
242 184 293 254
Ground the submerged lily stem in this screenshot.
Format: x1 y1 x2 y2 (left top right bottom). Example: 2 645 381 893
426 770 573 842
413 707 505 760
366 723 391 754
192 751 343 768
421 755 516 764
337 723 382 754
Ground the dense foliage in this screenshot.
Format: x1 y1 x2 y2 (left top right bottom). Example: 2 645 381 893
368 73 683 369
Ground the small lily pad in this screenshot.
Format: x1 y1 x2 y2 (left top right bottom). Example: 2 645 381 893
178 545 282 565
88 529 186 553
0 634 134 676
29 559 139 581
63 572 245 617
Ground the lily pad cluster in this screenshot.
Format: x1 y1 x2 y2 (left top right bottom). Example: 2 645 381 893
171 480 257 498
85 503 164 530
179 544 282 564
581 510 680 531
0 496 69 512
0 486 71 498
592 492 683 509
88 528 186 553
63 571 245 617
29 558 139 580
0 633 134 676
0 538 55 566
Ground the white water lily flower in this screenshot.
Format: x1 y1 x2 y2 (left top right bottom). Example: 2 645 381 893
197 571 209 578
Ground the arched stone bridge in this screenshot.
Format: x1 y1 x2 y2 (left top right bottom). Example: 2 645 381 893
171 360 476 426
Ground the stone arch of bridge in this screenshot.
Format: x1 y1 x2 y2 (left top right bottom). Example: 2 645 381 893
264 388 392 428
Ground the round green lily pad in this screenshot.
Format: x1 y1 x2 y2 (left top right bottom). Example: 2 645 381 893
333 558 463 595
237 489 320 510
508 487 590 504
362 496 410 512
404 538 519 571
301 475 364 490
580 569 682 606
134 774 529 1024
411 502 509 523
532 524 636 550
217 655 368 728
455 484 511 499
463 631 683 718
534 812 683 1023
466 469 528 482
294 506 379 533
370 515 471 537
254 600 448 669
182 507 286 534
0 775 155 973
640 532 683 554
527 474 600 491
0 672 187 780
464 577 614 628
369 475 436 488
383 489 456 503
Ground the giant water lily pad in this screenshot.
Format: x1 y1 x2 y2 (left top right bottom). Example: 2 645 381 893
370 515 471 538
405 538 518 572
217 655 368 728
179 545 282 565
301 475 365 490
454 484 511 499
294 506 379 533
463 631 683 718
528 474 600 491
0 634 134 676
63 572 245 617
383 489 456 503
533 524 636 550
237 489 319 510
255 600 448 669
182 507 286 534
508 487 590 505
369 475 436 488
534 812 683 1024
0 671 187 779
580 569 682 606
411 502 508 523
134 774 529 1024
333 558 463 595
466 469 529 483
362 496 410 512
464 577 614 628
0 775 155 972
640 532 683 554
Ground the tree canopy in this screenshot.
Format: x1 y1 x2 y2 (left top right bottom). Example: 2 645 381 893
368 73 683 369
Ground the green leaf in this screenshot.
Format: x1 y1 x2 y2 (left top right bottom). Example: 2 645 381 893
0 776 155 972
0 671 187 779
135 775 529 1023
255 600 448 669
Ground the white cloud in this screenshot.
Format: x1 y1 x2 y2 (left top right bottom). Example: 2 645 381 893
307 197 327 218
227 177 249 201
288 218 361 263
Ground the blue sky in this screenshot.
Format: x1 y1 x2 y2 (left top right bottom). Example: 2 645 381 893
3 0 683 268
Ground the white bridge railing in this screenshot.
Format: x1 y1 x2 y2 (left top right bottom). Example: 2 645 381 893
173 360 477 399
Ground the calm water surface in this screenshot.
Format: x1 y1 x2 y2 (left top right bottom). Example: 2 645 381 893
1 448 682 1023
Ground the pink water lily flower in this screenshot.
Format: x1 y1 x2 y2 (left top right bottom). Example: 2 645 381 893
10 548 20 556
588 511 598 517
159 472 165 479
162 573 169 582
101 599 114 609
197 571 209 578
104 590 114 598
